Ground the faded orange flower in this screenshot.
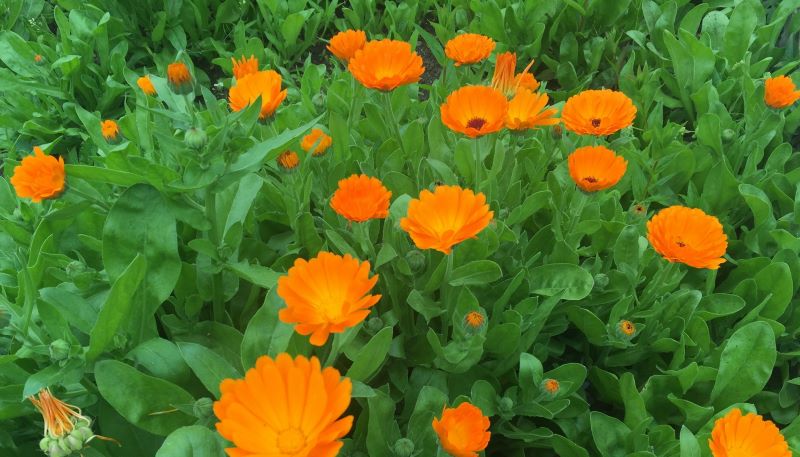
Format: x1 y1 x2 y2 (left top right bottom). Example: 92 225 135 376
400 185 493 254
214 354 353 457
29 388 89 438
167 62 192 92
10 147 65 203
646 206 727 270
567 145 627 192
348 39 425 91
276 150 299 171
432 402 491 457
277 252 381 346
506 89 559 130
100 120 120 142
327 29 367 61
491 51 536 98
709 408 790 457
440 86 508 138
231 55 259 80
561 89 637 136
618 320 636 337
542 378 560 394
764 75 800 109
228 70 288 119
330 174 391 222
300 128 333 156
137 75 156 95
444 33 495 66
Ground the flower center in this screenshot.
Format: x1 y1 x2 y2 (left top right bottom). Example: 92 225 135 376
591 118 601 128
277 428 306 454
583 176 598 183
675 238 687 248
466 117 487 130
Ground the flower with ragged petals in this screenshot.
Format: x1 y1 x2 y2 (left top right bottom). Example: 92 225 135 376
764 75 800 109
567 145 627 192
709 408 791 457
440 86 508 138
542 378 560 395
330 174 391 222
432 402 491 457
506 89 559 130
491 52 537 98
561 89 637 136
276 150 299 171
167 62 192 93
328 30 367 61
300 128 333 156
646 206 727 270
228 70 288 119
617 320 637 339
231 55 259 80
10 147 65 203
444 34 495 66
100 120 121 143
29 388 101 456
348 39 425 91
137 75 156 95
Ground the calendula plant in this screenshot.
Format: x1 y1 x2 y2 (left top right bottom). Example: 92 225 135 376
2 1 800 457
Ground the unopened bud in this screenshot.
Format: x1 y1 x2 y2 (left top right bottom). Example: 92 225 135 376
49 339 71 362
193 397 213 418
498 396 514 413
722 129 735 142
593 273 609 291
366 316 384 334
185 127 208 150
393 438 415 457
405 250 425 273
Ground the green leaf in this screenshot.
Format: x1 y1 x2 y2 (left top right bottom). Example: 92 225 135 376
281 10 312 46
227 262 281 289
529 264 594 300
590 411 630 457
346 327 393 382
710 321 776 408
448 260 502 286
240 288 294 369
679 426 701 457
722 0 760 64
178 342 241 398
155 426 227 457
65 165 147 187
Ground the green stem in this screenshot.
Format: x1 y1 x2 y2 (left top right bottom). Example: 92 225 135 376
205 190 226 323
383 92 406 155
474 137 482 192
439 253 454 340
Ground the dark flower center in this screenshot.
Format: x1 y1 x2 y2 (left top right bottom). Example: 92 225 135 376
591 118 601 128
675 238 686 248
583 176 598 183
466 117 487 130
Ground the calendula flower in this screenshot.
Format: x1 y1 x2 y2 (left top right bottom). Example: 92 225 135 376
136 75 156 95
214 354 353 457
516 72 540 92
34 54 43 63
29 388 97 456
506 89 559 130
444 33 495 66
542 379 560 394
646 206 727 270
764 75 800 109
567 145 627 192
432 403 491 457
617 320 636 338
327 29 367 61
348 39 425 91
300 128 333 156
100 120 121 143
231 55 259 80
491 51 537 98
464 311 485 329
440 86 508 138
277 252 381 346
561 89 637 136
167 62 192 92
709 408 791 457
228 70 288 120
400 185 493 254
276 150 299 171
330 174 392 222
10 147 65 203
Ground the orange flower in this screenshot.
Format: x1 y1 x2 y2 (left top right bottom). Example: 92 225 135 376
561 89 637 136
618 320 636 337
330 174 392 222
464 311 485 329
506 89 559 130
432 403 491 457
100 120 120 142
277 150 299 171
214 354 353 457
491 51 536 98
440 86 508 138
327 29 367 61
29 388 90 438
231 55 259 80
516 72 540 93
300 128 333 156
167 62 192 91
400 185 493 254
709 408 790 457
567 145 627 192
277 252 381 346
646 206 727 270
542 379 560 394
34 54 43 63
348 39 425 91
10 147 65 203
444 33 495 66
764 75 800 109
228 70 288 120
137 75 156 95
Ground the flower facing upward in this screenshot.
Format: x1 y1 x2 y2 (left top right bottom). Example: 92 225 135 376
542 379 560 394
561 89 637 136
277 252 381 346
231 55 259 80
10 147 65 203
276 150 299 171
167 62 192 91
506 89 559 130
348 39 425 91
330 174 392 222
34 54 43 63
400 185 493 254
618 320 636 337
100 120 120 142
137 75 156 95
567 145 627 192
228 70 288 119
491 52 537 98
464 311 485 329
432 403 491 457
440 86 509 138
647 206 727 270
327 29 367 61
300 128 333 156
764 75 800 109
214 354 353 457
444 33 496 66
709 408 791 457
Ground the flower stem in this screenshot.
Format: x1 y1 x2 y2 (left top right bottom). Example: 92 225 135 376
383 92 406 155
474 137 482 192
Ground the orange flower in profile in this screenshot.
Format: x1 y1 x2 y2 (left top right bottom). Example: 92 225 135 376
277 252 380 346
491 51 536 98
276 150 299 171
764 75 800 109
567 146 627 192
300 128 333 156
330 174 391 222
327 29 367 61
561 89 636 136
516 72 540 93
444 33 495 66
228 70 288 119
709 408 791 457
400 185 493 254
440 86 508 138
646 206 727 270
167 62 192 92
231 55 259 80
10 147 65 203
214 354 353 457
137 75 156 95
432 402 491 457
348 39 425 91
506 89 559 130
100 120 121 142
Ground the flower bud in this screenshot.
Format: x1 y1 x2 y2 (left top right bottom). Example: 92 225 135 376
405 250 425 273
392 438 415 457
193 397 214 418
48 442 67 457
366 316 384 334
593 273 609 291
541 378 560 397
616 320 637 340
498 396 514 413
552 124 563 139
65 433 84 451
721 128 735 142
185 127 208 150
49 339 71 362
40 437 50 451
74 424 94 441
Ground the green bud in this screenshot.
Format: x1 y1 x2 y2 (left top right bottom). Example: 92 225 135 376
193 397 214 418
65 260 86 277
593 273 609 291
65 434 83 451
113 332 129 351
498 396 514 413
185 127 208 150
366 316 384 334
49 339 71 362
75 424 93 441
48 442 67 457
392 438 415 457
721 128 735 142
405 250 425 274
40 437 51 451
